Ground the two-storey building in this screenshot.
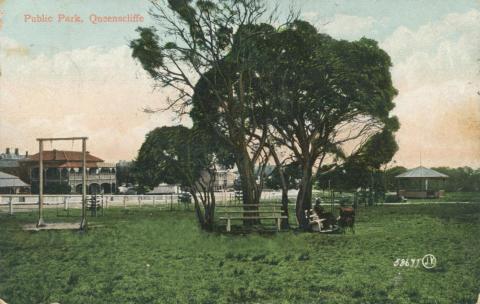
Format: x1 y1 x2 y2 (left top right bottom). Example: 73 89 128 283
21 149 116 194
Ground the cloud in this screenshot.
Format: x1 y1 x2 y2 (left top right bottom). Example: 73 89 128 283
382 10 480 62
0 36 30 57
382 10 480 167
302 12 377 41
1 9 480 168
0 39 180 161
323 14 377 40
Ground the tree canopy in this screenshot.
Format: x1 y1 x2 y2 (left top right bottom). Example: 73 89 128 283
131 0 277 208
131 1 400 230
134 125 229 229
243 20 399 227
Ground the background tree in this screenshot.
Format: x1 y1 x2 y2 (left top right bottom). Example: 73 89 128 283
134 126 228 230
317 129 399 206
116 161 136 188
384 166 407 192
265 161 301 190
432 167 480 192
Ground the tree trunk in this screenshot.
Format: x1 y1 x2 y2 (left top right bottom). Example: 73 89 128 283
204 190 216 231
270 147 290 229
296 161 313 230
235 146 260 225
192 194 206 230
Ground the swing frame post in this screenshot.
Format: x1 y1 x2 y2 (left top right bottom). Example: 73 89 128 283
37 140 45 227
36 137 88 230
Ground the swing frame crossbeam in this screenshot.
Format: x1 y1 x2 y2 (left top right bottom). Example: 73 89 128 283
36 136 88 230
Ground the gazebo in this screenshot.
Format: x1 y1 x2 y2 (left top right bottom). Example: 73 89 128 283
395 166 448 199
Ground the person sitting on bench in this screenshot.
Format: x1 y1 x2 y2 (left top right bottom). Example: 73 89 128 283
307 207 325 231
308 199 336 231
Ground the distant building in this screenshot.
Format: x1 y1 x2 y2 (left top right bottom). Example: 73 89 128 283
0 148 28 178
148 183 179 194
396 166 448 199
213 168 237 191
0 171 30 194
21 150 116 194
197 167 237 191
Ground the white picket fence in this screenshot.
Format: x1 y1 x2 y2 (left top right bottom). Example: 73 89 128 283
0 190 297 214
0 194 179 214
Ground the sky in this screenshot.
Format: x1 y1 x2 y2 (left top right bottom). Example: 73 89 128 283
0 0 479 167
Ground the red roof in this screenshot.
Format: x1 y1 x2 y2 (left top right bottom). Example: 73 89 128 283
24 150 104 166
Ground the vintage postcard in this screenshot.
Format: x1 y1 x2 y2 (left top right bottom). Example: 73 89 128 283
0 0 479 303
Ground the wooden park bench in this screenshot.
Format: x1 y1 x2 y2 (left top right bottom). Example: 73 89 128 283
217 204 287 232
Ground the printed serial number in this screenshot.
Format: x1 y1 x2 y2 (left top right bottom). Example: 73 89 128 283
393 258 421 268
393 254 436 269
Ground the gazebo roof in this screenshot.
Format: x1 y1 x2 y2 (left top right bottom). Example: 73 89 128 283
396 166 448 179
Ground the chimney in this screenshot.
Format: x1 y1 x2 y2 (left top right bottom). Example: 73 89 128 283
6 148 10 155
14 148 19 155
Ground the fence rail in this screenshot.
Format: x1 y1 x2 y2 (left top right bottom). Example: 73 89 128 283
0 194 182 214
0 191 299 214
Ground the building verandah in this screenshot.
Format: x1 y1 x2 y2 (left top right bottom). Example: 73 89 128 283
22 150 116 194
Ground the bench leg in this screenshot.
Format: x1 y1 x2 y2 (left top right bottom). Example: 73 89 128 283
227 219 231 232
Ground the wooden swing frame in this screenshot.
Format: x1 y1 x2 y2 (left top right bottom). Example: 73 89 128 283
36 137 88 230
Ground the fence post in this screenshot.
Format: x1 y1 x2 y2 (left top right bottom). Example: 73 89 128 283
9 197 13 215
64 196 69 211
123 195 127 209
153 196 156 207
170 194 173 211
138 196 142 208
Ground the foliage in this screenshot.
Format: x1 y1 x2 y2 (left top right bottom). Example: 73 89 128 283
385 166 408 191
1 204 479 303
115 161 135 187
244 20 399 228
432 167 480 192
265 162 302 190
316 130 399 193
130 2 400 231
130 0 274 207
134 126 230 229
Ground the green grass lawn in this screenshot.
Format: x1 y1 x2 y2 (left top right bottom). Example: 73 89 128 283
414 192 480 203
0 203 479 304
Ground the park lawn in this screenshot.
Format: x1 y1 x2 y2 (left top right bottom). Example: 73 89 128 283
0 204 479 304
422 192 480 203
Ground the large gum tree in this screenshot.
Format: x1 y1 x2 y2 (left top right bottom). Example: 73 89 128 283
130 0 278 208
249 21 399 229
